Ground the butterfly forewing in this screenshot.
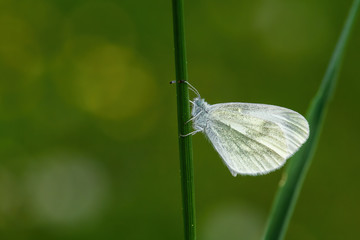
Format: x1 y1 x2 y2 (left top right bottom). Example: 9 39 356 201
199 102 309 176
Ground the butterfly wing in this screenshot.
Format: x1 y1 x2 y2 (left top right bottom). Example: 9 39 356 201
203 102 309 176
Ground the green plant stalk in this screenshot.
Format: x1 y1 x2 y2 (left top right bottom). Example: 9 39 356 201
263 1 360 239
171 0 196 240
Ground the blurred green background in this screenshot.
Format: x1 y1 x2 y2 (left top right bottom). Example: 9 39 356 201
0 0 359 239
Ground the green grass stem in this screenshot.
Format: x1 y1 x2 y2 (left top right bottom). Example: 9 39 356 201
171 0 196 240
262 1 360 239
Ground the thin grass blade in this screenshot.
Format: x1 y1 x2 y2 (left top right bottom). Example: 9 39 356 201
263 1 360 239
171 0 196 239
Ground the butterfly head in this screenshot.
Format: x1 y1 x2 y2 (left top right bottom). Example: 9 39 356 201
193 97 207 107
192 97 209 116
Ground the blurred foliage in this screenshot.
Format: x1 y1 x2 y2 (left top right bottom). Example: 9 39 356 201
0 0 359 239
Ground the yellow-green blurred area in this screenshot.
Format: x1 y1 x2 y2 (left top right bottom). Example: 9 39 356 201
0 0 359 239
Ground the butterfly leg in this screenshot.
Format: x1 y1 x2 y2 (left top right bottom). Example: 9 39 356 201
185 110 202 125
180 129 202 138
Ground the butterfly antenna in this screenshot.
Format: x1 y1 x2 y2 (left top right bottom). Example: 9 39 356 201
170 80 201 98
184 81 201 98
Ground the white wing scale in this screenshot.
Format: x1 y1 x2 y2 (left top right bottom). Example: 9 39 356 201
194 102 309 176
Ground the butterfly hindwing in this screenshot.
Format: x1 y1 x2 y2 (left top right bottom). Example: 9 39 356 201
202 102 309 176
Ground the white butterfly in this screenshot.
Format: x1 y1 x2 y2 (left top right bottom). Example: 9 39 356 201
185 82 310 176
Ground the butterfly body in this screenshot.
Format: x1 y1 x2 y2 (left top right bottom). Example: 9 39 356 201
191 97 309 176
